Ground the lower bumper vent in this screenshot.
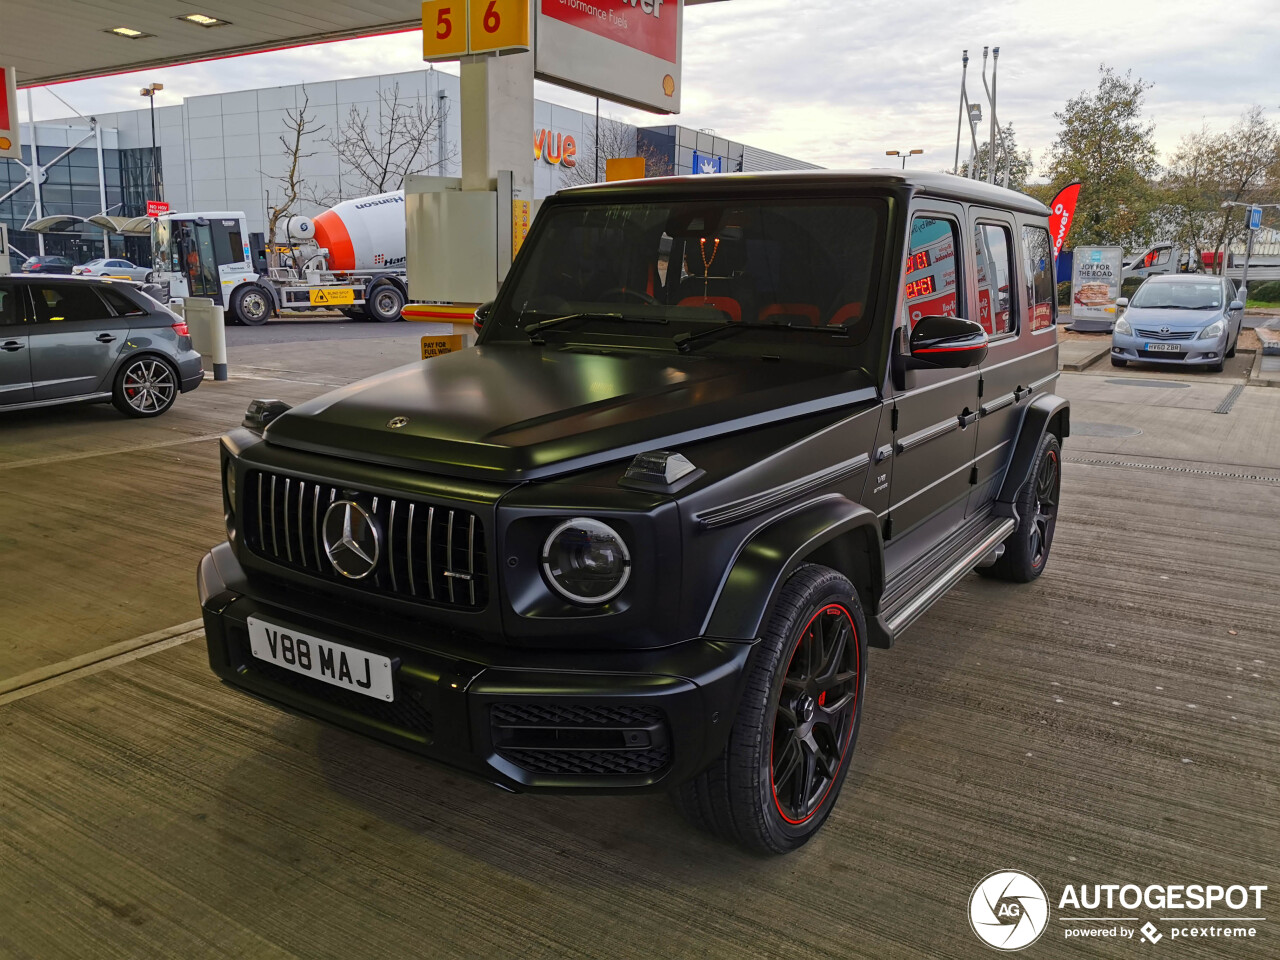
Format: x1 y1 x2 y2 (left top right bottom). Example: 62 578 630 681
491 702 670 777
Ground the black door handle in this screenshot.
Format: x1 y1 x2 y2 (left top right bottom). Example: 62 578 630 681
1 340 24 352
959 410 979 427
96 333 117 343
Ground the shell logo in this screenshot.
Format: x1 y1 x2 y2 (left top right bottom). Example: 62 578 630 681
663 75 675 98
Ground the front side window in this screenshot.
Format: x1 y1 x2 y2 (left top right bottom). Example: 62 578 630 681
903 215 962 328
974 222 1015 336
1021 225 1056 332
490 196 889 366
29 284 111 323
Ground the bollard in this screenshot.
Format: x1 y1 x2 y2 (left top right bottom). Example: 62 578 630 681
183 297 229 382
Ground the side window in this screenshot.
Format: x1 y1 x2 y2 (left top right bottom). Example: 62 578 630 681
97 287 147 317
974 222 1016 336
1021 225 1056 332
29 284 111 323
904 215 962 329
1154 247 1171 266
0 283 24 324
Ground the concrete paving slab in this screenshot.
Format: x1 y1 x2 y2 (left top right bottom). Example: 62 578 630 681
1057 340 1109 371
0 457 1276 959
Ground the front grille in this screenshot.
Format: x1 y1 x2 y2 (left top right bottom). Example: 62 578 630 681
1136 328 1195 341
243 469 488 610
491 702 671 778
251 658 434 742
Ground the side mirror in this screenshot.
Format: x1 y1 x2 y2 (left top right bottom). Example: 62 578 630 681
1229 300 1243 312
473 301 494 335
1116 297 1129 309
908 315 989 369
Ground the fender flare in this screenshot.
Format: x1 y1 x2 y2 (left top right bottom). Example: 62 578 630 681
701 495 885 643
996 393 1070 506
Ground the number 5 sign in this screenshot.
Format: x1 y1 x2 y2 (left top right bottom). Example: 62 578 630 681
422 0 529 61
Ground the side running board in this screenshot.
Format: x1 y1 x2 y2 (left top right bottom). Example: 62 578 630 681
879 518 1015 641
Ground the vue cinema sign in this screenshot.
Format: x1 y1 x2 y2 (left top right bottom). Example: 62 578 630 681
534 129 577 168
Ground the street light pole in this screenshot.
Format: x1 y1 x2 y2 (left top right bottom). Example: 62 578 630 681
140 82 164 202
886 149 924 170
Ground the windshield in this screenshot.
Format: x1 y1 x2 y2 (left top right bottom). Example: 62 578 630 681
153 217 174 273
1131 280 1223 310
489 196 889 363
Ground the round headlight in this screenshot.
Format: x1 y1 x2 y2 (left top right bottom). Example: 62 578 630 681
224 459 237 514
541 518 631 605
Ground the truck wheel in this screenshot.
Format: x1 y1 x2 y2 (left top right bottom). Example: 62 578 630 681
673 564 867 854
231 284 271 326
365 282 405 322
979 432 1061 583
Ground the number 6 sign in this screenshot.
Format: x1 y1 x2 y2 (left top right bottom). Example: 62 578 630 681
422 0 529 61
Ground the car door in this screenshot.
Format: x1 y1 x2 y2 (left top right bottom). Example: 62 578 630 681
0 280 34 406
885 202 982 570
26 281 130 401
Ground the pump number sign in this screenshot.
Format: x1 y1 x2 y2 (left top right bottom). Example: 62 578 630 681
423 0 529 60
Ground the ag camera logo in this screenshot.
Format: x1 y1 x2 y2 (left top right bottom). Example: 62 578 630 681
969 870 1050 951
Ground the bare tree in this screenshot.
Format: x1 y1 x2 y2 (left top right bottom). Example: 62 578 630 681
1162 125 1222 265
329 83 453 196
559 117 673 188
264 91 324 253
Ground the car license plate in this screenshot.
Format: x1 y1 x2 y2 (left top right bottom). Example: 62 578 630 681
1145 342 1182 353
246 616 395 701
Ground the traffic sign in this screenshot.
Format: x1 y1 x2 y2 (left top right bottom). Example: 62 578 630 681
1248 205 1263 230
146 200 169 217
469 0 530 54
422 0 469 61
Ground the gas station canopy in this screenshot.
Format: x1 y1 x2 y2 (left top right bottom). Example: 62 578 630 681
2 0 724 88
26 214 153 235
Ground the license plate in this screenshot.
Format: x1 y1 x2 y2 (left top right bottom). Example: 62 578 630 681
247 616 395 701
1145 342 1182 353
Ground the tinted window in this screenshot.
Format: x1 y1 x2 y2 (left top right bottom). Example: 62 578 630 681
0 283 23 324
108 260 132 268
1021 225 1055 332
29 284 111 323
904 215 962 328
974 223 1015 336
97 286 147 317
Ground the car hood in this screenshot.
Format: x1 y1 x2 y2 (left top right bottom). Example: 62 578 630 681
1124 306 1223 327
263 343 877 481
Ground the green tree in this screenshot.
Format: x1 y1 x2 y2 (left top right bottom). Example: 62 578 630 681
959 122 1034 191
1204 106 1279 273
1161 126 1221 265
1045 65 1161 250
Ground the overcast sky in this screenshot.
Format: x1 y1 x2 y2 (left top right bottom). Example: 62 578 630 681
23 0 1280 176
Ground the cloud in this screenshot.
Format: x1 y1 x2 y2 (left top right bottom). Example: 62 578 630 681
26 0 1280 174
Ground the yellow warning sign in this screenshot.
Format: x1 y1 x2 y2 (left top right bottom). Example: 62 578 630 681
421 334 465 359
309 287 355 305
513 199 531 258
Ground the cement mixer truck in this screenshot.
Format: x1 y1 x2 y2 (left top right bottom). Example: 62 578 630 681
149 191 408 325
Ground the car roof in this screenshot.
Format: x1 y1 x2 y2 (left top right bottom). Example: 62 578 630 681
4 274 138 286
1144 274 1224 284
557 168 1051 216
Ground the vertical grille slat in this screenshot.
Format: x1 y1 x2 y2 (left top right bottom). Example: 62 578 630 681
245 470 486 611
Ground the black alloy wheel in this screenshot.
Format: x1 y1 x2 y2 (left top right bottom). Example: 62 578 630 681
673 564 868 854
770 604 861 825
979 432 1062 582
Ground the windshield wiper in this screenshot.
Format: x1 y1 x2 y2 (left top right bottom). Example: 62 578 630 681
525 311 667 344
674 320 847 353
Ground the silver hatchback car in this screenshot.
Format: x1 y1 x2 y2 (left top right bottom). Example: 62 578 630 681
1111 275 1243 372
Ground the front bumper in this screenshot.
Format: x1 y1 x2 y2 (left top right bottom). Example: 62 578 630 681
1111 331 1226 365
198 542 753 793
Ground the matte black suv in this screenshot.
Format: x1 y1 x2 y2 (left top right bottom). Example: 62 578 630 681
200 171 1068 854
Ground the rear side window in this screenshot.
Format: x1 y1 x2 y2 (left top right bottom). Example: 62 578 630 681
29 284 112 323
97 286 147 317
974 223 1015 336
1021 225 1056 332
0 283 24 324
904 215 962 328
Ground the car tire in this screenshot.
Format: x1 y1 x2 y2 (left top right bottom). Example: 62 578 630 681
1208 357 1225 373
1110 357 1128 367
230 284 272 326
111 356 179 418
365 281 405 322
1226 336 1237 360
978 432 1061 583
672 564 867 855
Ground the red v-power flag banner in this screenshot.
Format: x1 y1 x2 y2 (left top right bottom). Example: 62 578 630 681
0 67 20 161
1048 182 1082 257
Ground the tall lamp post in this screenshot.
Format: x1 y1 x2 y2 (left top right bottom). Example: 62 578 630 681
886 149 923 170
139 82 164 202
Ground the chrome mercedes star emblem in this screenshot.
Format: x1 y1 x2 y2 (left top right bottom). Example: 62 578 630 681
322 500 381 579
387 416 409 429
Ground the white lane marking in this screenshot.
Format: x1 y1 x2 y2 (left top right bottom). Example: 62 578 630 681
0 433 225 472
